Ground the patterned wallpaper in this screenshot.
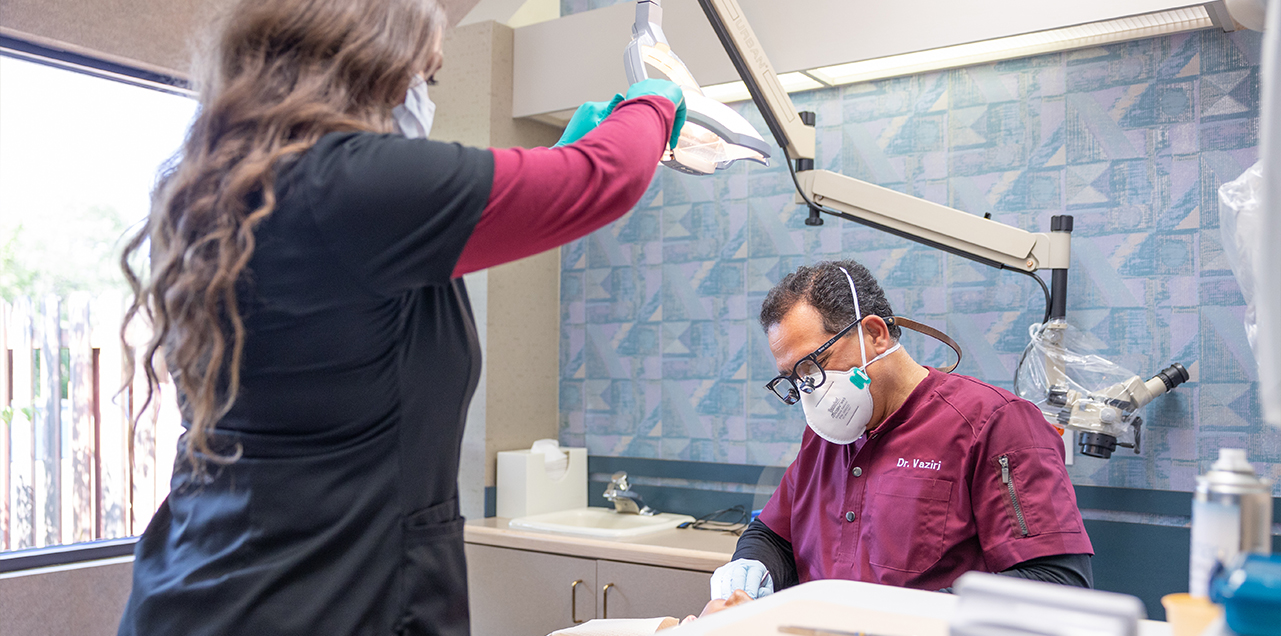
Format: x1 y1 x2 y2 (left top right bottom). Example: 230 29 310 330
558 28 1281 494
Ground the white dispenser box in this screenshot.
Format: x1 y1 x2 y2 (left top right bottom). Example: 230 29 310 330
496 444 587 518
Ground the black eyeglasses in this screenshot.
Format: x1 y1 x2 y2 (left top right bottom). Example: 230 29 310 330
764 316 865 404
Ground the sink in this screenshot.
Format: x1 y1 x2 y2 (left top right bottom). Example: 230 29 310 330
509 507 695 539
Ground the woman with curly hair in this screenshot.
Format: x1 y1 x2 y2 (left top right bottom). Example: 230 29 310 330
116 1 682 634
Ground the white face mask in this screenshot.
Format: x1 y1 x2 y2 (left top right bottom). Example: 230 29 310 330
392 77 435 139
799 267 901 445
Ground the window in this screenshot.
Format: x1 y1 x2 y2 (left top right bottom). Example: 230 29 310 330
1 46 197 554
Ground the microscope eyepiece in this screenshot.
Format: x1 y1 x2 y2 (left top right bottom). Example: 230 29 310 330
1155 363 1190 392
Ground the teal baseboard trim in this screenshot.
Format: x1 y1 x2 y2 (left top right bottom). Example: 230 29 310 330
1087 520 1280 622
1074 485 1199 518
1086 520 1189 622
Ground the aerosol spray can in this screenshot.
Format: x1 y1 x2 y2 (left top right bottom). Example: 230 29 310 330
1188 448 1273 598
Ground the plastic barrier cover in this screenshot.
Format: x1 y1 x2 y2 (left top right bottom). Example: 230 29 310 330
1218 161 1262 352
1015 319 1140 440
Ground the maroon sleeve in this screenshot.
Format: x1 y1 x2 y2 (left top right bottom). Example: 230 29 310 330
451 95 675 277
970 400 1094 572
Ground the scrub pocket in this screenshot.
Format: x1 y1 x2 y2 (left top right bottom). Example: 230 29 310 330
993 447 1082 539
398 498 470 636
866 476 952 573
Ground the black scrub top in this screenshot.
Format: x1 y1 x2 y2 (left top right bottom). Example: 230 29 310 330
118 132 494 636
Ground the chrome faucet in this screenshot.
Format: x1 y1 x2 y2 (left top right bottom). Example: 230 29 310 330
603 471 657 516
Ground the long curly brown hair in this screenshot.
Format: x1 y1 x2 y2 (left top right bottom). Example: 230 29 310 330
121 0 446 471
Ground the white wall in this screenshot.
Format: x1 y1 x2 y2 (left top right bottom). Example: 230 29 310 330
432 21 563 507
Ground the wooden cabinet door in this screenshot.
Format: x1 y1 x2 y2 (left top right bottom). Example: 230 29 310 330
595 560 712 622
465 544 598 636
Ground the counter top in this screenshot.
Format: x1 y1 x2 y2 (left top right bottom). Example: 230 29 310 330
464 517 738 572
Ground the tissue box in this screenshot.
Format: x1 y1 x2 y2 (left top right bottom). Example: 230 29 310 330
496 447 587 518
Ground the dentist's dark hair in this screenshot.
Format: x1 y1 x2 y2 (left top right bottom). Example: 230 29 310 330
759 260 901 339
120 0 447 474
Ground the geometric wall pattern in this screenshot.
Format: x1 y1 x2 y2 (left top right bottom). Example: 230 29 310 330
557 23 1281 494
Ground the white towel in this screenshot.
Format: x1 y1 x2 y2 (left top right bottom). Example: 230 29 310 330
547 617 670 636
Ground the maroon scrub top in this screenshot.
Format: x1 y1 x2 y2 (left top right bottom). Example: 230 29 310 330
758 367 1094 591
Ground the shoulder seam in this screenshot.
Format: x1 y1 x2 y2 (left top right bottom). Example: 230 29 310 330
974 399 1026 438
930 378 993 440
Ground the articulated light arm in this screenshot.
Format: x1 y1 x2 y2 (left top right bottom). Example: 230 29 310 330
695 0 1071 277
695 0 815 161
794 171 1071 272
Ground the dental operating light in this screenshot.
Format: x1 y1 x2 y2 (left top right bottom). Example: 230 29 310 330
624 0 771 175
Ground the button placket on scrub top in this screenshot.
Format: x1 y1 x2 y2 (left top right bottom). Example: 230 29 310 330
835 461 867 560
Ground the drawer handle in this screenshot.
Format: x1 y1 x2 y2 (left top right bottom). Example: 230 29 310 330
602 583 615 619
571 579 585 624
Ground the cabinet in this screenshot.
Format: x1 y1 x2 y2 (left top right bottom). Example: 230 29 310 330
466 544 714 636
466 544 598 636
595 560 709 621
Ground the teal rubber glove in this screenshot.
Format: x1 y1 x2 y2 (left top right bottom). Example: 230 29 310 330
625 78 687 150
553 93 624 147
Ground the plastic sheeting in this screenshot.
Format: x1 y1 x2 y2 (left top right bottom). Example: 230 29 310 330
1014 319 1141 441
1218 162 1263 352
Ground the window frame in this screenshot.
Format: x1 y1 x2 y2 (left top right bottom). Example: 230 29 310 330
0 35 191 97
0 35 189 568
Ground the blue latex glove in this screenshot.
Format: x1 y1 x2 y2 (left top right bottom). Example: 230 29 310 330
625 78 687 150
553 93 625 147
710 558 774 600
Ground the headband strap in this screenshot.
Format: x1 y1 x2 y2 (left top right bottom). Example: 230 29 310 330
887 316 963 373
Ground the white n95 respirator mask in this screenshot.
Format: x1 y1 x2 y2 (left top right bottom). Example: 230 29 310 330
392 77 435 139
799 267 901 445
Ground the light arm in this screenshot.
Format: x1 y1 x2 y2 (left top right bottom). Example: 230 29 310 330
695 0 1070 276
695 0 814 161
795 170 1070 272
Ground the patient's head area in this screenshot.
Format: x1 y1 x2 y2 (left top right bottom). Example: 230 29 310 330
669 589 754 628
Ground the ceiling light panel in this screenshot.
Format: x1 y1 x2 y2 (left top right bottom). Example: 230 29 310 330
700 81 752 104
700 6 1214 103
809 7 1213 86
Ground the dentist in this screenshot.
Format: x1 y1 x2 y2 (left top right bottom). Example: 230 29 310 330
712 260 1095 599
